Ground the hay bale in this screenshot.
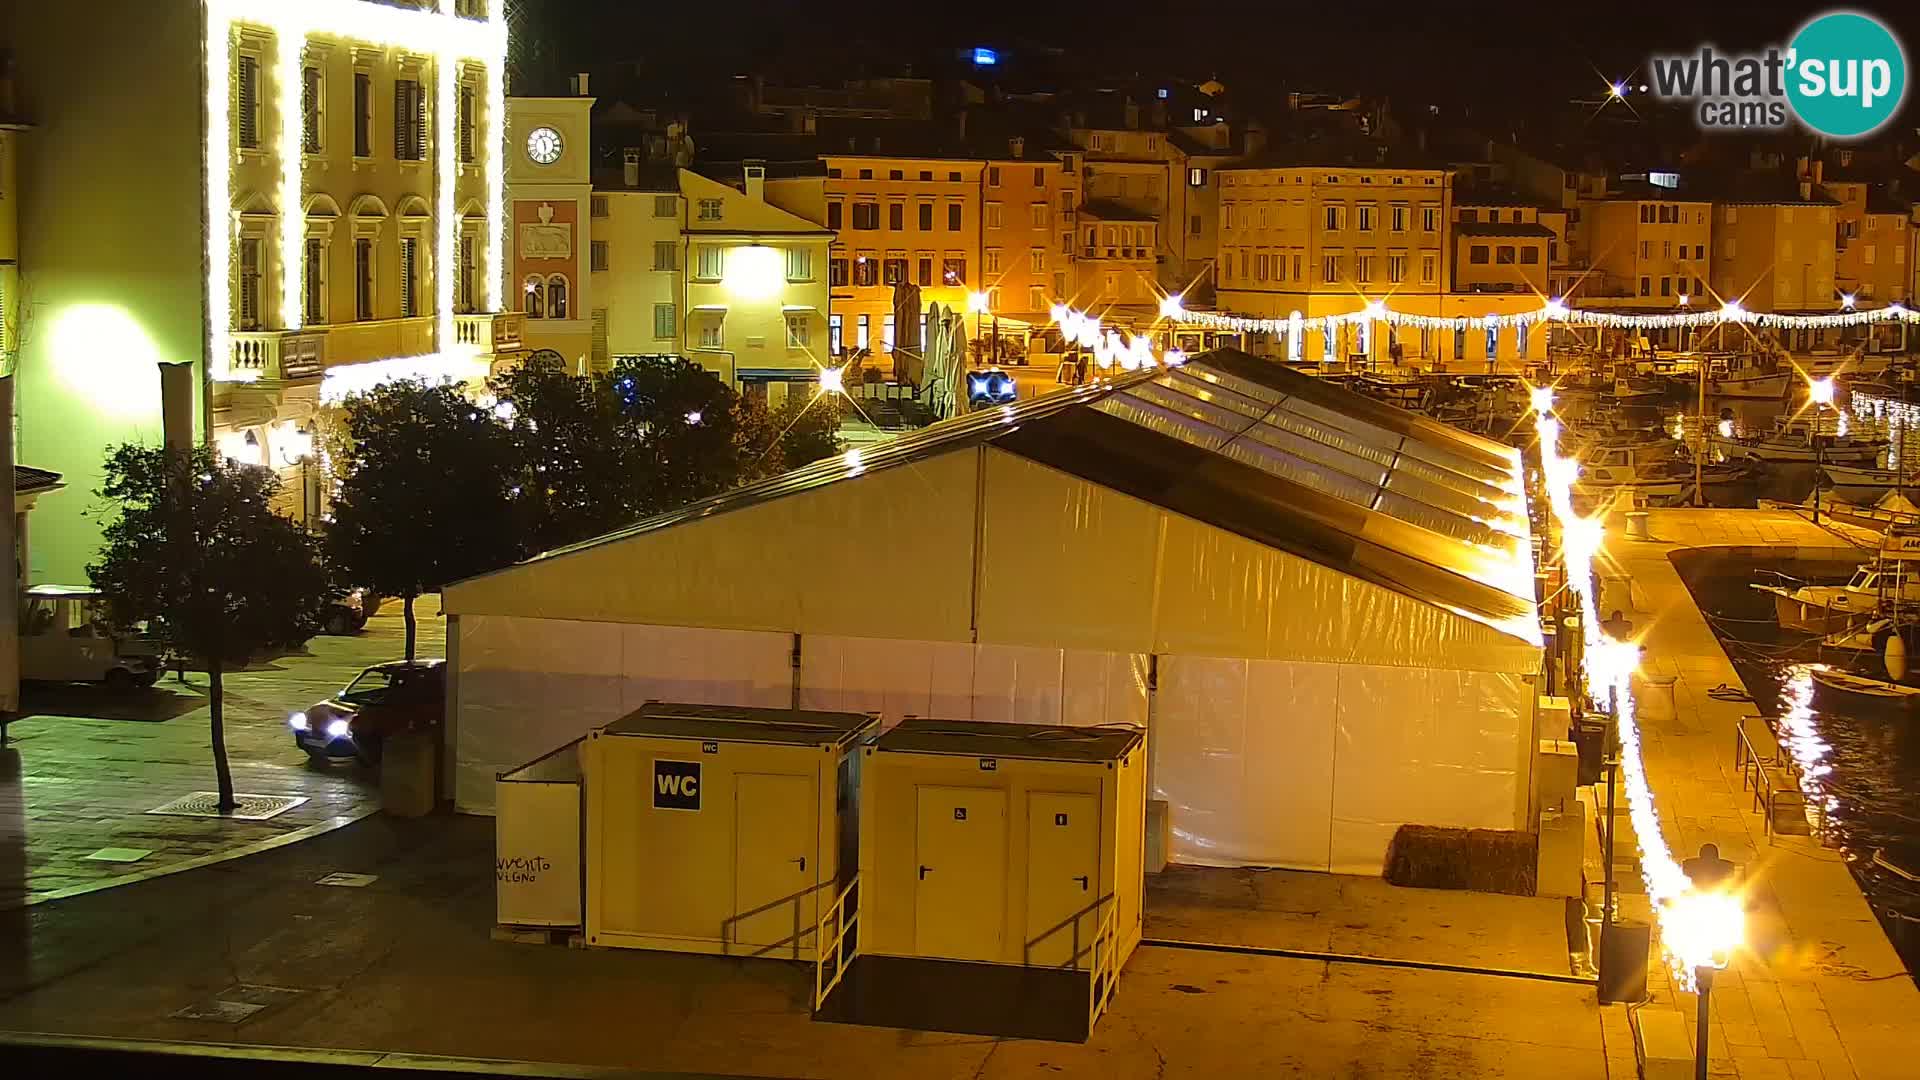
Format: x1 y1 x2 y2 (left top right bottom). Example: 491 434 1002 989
1385 825 1538 896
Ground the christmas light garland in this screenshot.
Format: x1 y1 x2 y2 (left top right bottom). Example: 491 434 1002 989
1532 391 1742 989
1168 296 1915 337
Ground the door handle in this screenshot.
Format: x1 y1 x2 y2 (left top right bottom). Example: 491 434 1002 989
792 856 806 872
919 865 932 880
1074 875 1089 891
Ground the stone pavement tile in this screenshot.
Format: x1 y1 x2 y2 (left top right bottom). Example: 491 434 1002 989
2 610 439 908
1787 1062 1829 1080
1735 1061 1796 1079
1723 1021 1766 1048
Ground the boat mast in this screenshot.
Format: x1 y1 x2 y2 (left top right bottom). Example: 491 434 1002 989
1694 351 1707 507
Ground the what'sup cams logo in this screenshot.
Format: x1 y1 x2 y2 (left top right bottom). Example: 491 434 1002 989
1648 11 1907 138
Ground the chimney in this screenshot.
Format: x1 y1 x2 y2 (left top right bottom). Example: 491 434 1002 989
744 161 766 202
1813 159 1824 185
571 72 591 97
956 110 968 143
623 148 641 188
1124 98 1140 130
1799 178 1812 200
1008 135 1025 159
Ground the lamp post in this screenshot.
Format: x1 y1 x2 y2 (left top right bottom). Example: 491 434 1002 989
1809 376 1835 525
1668 858 1743 1080
967 290 990 360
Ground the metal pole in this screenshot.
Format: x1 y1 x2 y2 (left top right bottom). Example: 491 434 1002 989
1694 350 1708 506
1814 404 1824 526
1603 716 1618 927
1695 966 1714 1080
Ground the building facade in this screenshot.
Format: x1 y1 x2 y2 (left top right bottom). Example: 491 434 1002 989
822 154 983 371
1711 198 1837 314
6 0 523 580
509 94 595 367
680 166 832 402
1573 194 1713 311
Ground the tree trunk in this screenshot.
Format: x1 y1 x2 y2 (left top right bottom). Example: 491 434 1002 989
403 594 417 661
209 660 236 810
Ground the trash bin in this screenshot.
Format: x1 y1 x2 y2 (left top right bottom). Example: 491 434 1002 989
1598 920 1651 1003
382 728 436 817
1632 673 1679 724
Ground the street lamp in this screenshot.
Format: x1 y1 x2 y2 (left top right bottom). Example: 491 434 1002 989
967 290 991 361
1663 884 1744 1080
1809 376 1836 524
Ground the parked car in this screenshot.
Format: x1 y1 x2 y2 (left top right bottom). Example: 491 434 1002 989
319 588 383 636
290 659 444 765
19 585 166 690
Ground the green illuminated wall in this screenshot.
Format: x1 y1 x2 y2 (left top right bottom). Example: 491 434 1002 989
3 1 208 584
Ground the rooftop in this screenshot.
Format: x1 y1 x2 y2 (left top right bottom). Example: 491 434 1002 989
1221 137 1448 173
873 717 1143 763
1456 221 1558 239
604 701 877 749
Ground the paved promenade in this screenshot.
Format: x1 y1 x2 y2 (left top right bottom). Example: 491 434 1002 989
0 604 443 908
1608 507 1919 1079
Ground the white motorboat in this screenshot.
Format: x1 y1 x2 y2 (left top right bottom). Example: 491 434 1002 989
1820 463 1920 502
1798 349 1893 380
1572 440 1746 507
1610 376 1666 404
1752 562 1918 634
1710 414 1885 465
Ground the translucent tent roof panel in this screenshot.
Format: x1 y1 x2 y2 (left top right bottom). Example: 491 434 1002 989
453 349 1537 645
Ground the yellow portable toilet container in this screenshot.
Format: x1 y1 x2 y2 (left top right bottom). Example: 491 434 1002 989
582 701 876 960
823 718 1145 1041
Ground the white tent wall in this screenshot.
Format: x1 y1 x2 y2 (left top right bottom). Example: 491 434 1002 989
1327 665 1534 874
796 634 1149 731
451 615 794 812
1153 653 1534 872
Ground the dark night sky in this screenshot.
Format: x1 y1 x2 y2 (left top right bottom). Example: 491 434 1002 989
525 0 1920 129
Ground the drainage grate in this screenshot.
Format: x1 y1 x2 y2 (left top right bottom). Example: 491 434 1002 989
147 792 309 820
170 984 306 1024
84 847 154 863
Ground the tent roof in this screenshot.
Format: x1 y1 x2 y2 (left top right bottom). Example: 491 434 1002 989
474 349 1538 645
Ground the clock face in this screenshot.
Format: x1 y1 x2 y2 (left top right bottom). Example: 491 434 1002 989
527 126 563 165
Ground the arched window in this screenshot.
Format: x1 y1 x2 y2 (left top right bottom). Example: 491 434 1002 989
523 276 545 319
547 275 569 320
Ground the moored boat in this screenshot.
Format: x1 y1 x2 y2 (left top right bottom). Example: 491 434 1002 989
1810 666 1920 713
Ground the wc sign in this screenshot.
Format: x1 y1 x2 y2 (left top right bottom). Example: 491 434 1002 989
653 759 701 811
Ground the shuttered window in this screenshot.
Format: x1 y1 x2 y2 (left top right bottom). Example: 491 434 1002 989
400 238 419 317
304 239 326 323
458 83 476 163
301 66 322 154
394 79 426 161
237 238 262 329
236 55 260 149
355 239 374 320
353 72 372 157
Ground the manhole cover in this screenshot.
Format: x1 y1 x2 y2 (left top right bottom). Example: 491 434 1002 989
85 847 154 863
147 793 308 820
316 872 378 888
170 984 305 1023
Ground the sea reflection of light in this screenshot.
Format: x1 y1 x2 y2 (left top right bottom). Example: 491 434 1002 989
1780 663 1838 832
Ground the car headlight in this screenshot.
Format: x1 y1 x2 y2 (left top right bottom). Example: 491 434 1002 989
326 718 352 739
289 712 309 732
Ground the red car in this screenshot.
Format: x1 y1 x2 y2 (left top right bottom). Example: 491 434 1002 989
289 660 444 765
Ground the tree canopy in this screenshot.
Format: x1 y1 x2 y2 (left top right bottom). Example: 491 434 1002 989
325 379 523 657
88 444 329 807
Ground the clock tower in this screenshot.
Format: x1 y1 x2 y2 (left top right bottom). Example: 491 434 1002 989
507 86 596 369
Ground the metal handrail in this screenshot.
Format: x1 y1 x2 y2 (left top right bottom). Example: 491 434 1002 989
813 875 859 1012
1087 903 1120 1033
1733 717 1825 843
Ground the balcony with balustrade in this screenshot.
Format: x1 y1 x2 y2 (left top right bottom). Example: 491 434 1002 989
229 330 329 381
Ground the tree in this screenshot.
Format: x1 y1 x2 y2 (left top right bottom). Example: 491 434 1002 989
490 357 642 551
326 380 523 659
609 356 749 511
737 391 846 482
88 445 328 809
